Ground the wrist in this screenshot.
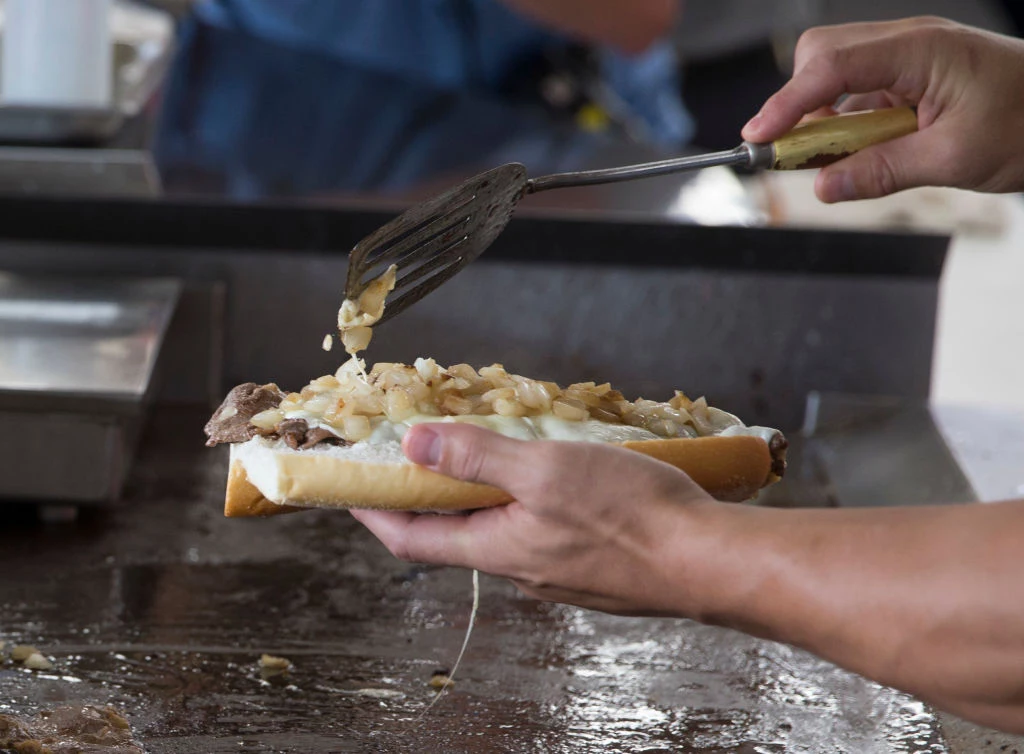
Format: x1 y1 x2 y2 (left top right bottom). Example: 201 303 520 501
659 499 781 629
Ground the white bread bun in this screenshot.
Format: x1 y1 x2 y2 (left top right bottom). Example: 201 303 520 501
223 433 782 518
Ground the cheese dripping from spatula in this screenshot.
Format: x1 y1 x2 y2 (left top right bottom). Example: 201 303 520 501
325 263 398 377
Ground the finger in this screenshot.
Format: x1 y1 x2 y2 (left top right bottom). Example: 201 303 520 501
792 21 907 73
812 129 943 202
742 37 928 142
791 18 941 72
350 508 418 552
402 423 543 497
799 105 838 123
351 506 512 568
838 91 908 113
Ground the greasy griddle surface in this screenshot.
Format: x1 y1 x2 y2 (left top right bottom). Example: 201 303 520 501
0 409 949 753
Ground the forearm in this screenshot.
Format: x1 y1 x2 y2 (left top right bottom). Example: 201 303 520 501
679 500 1024 731
500 0 679 54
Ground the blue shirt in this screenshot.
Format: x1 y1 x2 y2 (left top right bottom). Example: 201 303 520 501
155 1 692 199
196 0 692 144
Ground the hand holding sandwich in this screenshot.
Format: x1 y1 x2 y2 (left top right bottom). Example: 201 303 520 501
355 423 1024 734
353 423 721 617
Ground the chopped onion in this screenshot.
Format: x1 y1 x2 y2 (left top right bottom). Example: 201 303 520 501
267 358 741 440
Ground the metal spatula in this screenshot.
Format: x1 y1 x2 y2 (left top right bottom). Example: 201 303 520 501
345 107 917 324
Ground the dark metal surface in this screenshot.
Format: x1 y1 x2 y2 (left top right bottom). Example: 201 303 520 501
0 196 949 278
0 407 954 753
0 226 947 431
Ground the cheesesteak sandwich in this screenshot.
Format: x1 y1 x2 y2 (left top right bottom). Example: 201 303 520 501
204 358 788 517
205 263 786 517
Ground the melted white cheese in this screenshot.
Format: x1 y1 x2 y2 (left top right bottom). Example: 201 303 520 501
280 410 778 446
279 390 782 444
719 424 781 446
293 413 665 444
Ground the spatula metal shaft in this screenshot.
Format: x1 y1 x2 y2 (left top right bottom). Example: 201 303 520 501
525 143 773 194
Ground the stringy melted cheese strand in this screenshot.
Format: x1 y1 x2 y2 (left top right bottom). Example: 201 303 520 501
420 569 480 716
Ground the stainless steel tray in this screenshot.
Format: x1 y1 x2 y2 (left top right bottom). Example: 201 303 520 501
0 273 180 503
0 147 160 196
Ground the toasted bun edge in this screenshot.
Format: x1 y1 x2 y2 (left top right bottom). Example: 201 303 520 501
224 435 777 517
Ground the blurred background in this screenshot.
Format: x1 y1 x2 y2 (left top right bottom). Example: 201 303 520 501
0 0 1017 230
0 0 1015 205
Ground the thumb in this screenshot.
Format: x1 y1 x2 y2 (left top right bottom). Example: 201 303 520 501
814 130 937 202
402 422 535 494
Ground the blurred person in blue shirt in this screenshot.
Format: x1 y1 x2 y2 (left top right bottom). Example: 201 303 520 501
155 0 692 199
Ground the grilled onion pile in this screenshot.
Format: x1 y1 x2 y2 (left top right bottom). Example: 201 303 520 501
249 358 743 444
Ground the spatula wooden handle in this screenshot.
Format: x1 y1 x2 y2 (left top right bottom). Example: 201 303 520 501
770 107 918 170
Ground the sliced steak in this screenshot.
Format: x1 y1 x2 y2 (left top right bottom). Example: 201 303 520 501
276 420 350 450
276 418 310 450
300 427 345 449
205 382 351 450
204 382 286 447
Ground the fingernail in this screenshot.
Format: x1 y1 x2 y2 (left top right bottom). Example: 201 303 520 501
405 427 442 466
822 171 856 202
743 111 763 133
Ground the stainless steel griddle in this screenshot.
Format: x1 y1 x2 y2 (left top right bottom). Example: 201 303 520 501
0 401 1015 753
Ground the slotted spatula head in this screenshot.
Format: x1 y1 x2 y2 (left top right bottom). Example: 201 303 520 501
345 163 529 326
